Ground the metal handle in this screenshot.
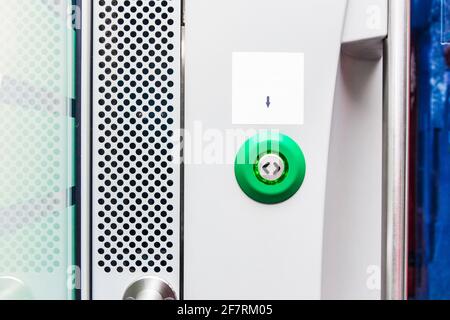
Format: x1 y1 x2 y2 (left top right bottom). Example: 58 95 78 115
382 0 410 300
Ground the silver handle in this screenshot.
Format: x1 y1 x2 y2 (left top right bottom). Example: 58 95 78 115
382 0 410 300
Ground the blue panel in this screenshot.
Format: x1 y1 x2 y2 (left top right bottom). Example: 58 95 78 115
410 0 450 300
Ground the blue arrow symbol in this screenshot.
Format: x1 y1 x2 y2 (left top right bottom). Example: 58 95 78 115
266 96 271 108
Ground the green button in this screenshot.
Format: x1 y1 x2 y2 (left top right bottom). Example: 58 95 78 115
234 132 306 204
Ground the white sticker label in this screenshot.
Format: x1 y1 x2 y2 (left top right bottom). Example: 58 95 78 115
232 52 304 125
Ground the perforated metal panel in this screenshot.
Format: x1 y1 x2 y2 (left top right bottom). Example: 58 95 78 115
91 0 181 299
0 0 75 300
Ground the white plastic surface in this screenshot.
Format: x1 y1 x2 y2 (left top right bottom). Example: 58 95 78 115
321 54 383 300
184 0 348 300
342 0 388 44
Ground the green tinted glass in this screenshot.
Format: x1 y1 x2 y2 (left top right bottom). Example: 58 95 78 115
0 0 76 300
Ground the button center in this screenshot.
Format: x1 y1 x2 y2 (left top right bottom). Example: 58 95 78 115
257 153 285 183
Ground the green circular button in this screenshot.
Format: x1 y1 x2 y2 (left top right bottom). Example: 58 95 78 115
234 132 306 204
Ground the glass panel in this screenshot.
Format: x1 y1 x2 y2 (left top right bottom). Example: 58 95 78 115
0 0 76 300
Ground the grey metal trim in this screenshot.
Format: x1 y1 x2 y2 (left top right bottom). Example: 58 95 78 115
80 0 92 300
179 0 186 300
382 0 410 300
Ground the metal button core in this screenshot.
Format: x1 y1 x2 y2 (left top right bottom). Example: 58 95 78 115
123 277 177 300
257 153 285 182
